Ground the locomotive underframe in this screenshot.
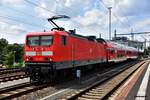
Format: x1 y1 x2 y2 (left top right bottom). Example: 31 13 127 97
25 62 56 83
25 58 107 83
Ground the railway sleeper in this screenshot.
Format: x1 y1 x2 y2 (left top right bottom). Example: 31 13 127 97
78 97 99 100
85 92 104 96
81 94 102 99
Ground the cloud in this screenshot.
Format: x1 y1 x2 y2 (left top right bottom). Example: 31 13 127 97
114 0 150 16
102 0 115 7
34 0 95 18
0 0 150 43
34 1 56 18
0 21 27 43
1 0 25 8
75 9 105 26
0 22 26 34
134 18 150 32
33 0 109 38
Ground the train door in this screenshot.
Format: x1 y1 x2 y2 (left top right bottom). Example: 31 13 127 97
107 48 111 61
71 43 75 67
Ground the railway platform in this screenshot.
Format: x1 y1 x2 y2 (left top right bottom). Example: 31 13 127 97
111 60 150 100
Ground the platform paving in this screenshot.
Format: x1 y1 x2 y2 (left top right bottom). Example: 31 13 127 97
110 61 150 100
126 62 150 100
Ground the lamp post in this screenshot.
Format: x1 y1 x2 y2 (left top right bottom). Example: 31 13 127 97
108 7 112 40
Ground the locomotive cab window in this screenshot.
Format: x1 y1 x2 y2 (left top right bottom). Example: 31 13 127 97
27 36 39 46
27 35 53 46
41 35 53 46
62 36 67 45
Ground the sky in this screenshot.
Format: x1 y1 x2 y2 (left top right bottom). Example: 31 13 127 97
0 0 150 44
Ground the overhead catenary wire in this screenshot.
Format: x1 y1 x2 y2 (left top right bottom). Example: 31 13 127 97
0 20 27 32
3 0 132 35
112 13 131 32
23 0 57 15
24 0 84 29
0 4 53 33
98 0 109 12
0 4 46 21
118 7 132 28
23 0 72 28
118 7 138 33
0 15 49 29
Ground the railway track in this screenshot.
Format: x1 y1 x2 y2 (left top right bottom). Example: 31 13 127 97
39 60 140 100
58 60 149 100
0 68 23 75
0 60 146 99
0 68 27 82
0 61 135 99
0 72 27 82
0 82 50 99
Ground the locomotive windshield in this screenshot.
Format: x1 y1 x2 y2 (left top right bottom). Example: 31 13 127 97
41 36 53 46
27 36 39 46
27 35 53 46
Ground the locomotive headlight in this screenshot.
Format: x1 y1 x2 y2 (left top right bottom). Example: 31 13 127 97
26 58 29 61
42 51 53 56
49 58 52 61
26 51 36 56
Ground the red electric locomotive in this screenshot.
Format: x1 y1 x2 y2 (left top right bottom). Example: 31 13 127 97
24 15 139 83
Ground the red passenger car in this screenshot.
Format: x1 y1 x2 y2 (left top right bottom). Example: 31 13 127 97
106 41 138 62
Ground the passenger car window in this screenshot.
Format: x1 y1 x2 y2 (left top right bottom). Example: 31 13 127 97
110 49 115 54
62 36 66 45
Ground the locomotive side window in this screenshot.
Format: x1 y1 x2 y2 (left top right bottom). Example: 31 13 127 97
41 35 53 46
110 50 115 54
62 36 66 45
27 36 39 46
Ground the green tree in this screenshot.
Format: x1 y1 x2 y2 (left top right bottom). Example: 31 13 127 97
0 38 24 68
4 52 14 68
0 38 8 65
3 44 24 68
13 44 24 63
0 38 8 51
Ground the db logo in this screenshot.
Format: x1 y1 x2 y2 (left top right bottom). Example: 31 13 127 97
36 52 41 56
